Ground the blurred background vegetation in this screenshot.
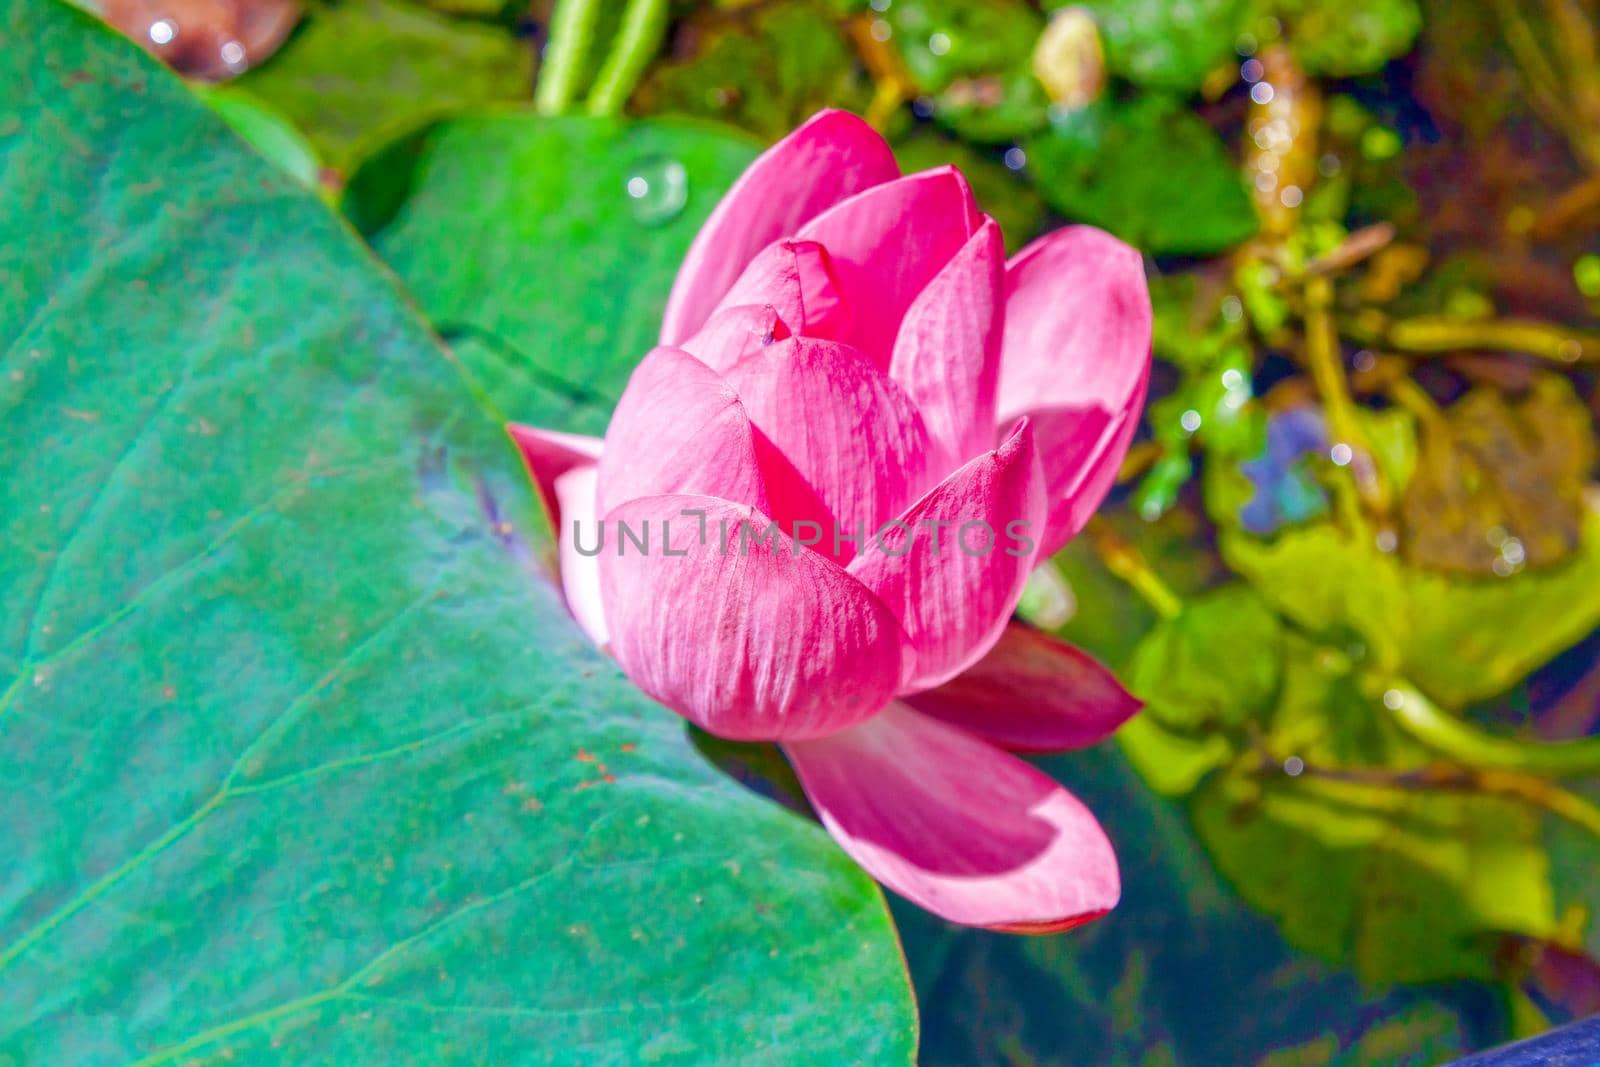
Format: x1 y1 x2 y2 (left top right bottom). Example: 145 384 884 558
83 0 1600 1060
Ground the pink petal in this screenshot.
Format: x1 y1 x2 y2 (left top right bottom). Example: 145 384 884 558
784 702 1120 931
506 426 608 645
848 420 1045 691
661 110 900 345
598 494 907 741
723 336 937 560
597 346 769 515
798 167 983 366
997 226 1152 557
551 464 609 646
888 217 1004 465
710 240 851 345
507 423 604 528
904 623 1141 752
680 304 792 374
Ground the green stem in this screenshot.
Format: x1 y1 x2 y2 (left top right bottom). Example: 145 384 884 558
1349 310 1600 365
1085 518 1184 621
585 0 670 117
1383 682 1600 777
535 0 603 116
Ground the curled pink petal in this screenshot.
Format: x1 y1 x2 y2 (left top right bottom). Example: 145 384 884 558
598 494 907 740
506 425 608 645
712 240 851 344
904 623 1141 752
997 226 1152 557
848 420 1045 691
680 304 792 374
784 702 1120 931
723 336 937 559
889 218 1004 465
798 167 982 366
597 346 769 515
662 110 899 345
551 465 609 646
507 423 603 528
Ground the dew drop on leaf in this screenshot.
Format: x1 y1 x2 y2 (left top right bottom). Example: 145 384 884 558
624 157 689 227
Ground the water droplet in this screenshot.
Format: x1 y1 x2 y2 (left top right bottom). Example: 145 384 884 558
1283 755 1305 776
1003 146 1026 170
1500 537 1526 565
1329 443 1353 466
1240 58 1264 82
1221 369 1245 390
1235 33 1258 56
1180 409 1202 433
1250 82 1275 105
869 18 892 42
1375 528 1398 553
149 17 176 44
869 0 891 10
624 157 688 227
1382 689 1405 710
1279 185 1303 208
928 31 952 56
1220 295 1244 322
1352 349 1376 372
220 39 246 71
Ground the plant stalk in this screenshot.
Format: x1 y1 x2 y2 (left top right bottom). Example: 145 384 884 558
535 0 603 116
1383 682 1600 778
585 0 670 116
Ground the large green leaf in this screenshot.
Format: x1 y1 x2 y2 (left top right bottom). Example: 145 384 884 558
346 112 761 433
0 3 917 1061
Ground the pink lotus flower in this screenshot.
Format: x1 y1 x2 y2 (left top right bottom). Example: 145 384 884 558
511 110 1152 932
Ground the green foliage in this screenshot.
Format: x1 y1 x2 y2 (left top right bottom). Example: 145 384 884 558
1024 94 1259 255
1277 0 1424 76
884 0 1042 93
198 85 323 188
1120 588 1562 984
1067 0 1250 93
0 4 918 1061
634 1 870 140
235 0 534 175
896 740 1496 1063
1128 585 1285 732
1216 512 1600 709
932 68 1051 144
347 114 760 433
1193 765 1555 983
